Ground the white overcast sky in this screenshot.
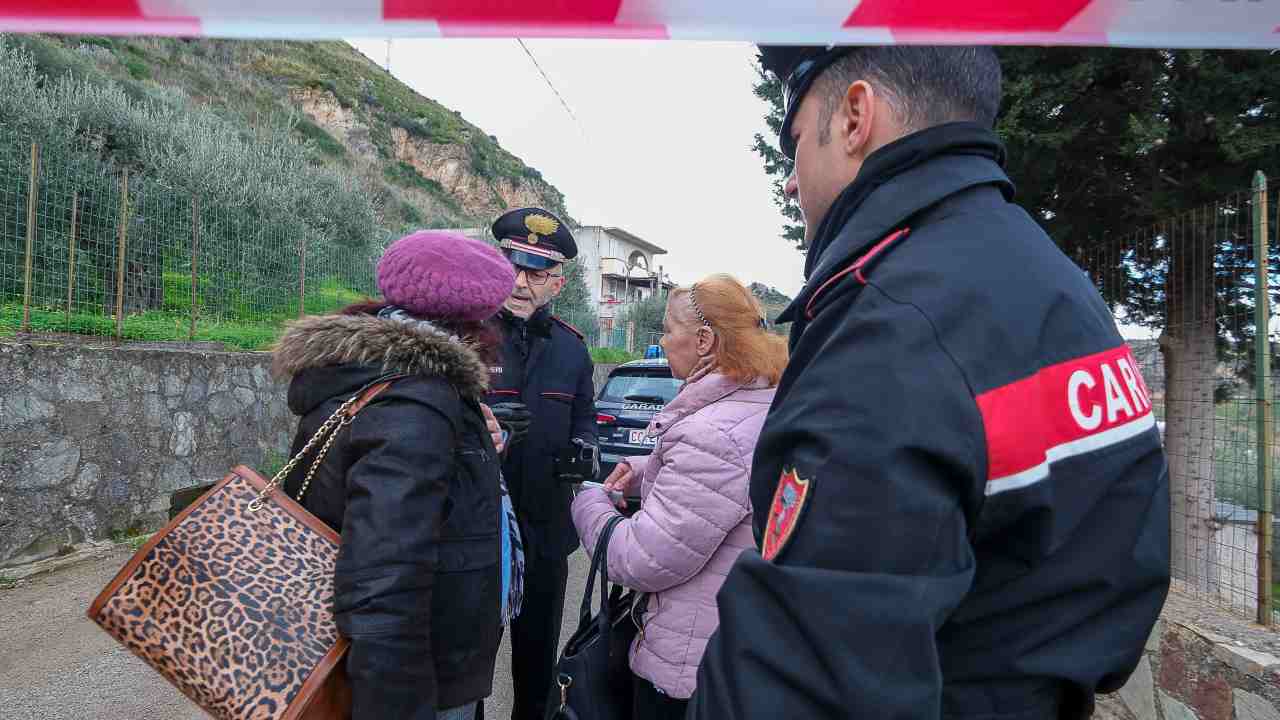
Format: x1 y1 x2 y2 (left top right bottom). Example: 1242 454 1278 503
348 38 808 297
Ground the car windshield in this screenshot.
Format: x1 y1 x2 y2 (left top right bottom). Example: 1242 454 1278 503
599 374 683 404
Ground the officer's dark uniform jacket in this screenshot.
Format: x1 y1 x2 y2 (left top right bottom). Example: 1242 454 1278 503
691 123 1171 720
274 312 502 720
489 306 596 558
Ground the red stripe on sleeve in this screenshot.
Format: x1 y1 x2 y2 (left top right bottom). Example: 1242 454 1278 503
976 344 1155 495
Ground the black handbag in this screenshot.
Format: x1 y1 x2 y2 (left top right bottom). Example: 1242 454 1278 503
547 515 645 720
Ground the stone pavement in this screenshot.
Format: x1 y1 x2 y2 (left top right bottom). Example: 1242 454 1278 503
0 545 590 720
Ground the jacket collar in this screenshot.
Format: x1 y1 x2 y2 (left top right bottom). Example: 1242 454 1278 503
648 373 770 437
500 306 553 337
779 122 1012 324
271 312 491 398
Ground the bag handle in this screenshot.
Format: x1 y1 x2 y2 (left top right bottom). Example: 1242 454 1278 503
577 515 625 628
593 515 628 638
248 375 404 512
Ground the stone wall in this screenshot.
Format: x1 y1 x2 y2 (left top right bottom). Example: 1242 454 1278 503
0 340 294 568
1097 590 1280 720
1 343 618 569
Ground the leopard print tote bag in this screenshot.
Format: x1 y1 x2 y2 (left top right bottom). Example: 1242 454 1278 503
87 378 399 720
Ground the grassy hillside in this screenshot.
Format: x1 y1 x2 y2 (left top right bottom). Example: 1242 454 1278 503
5 34 569 230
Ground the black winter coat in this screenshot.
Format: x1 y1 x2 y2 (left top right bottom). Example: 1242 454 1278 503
692 123 1170 720
487 308 596 558
273 313 502 720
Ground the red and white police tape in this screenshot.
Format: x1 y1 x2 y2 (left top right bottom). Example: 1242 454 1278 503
0 0 1277 48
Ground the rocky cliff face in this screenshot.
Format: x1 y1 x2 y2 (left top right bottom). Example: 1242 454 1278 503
291 86 562 221
388 127 556 215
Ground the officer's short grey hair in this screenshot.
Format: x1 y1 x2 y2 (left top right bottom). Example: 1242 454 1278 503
813 46 1002 137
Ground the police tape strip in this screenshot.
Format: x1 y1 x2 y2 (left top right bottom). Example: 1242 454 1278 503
1 0 1278 48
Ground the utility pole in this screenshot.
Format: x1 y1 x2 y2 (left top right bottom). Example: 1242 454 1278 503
385 39 392 73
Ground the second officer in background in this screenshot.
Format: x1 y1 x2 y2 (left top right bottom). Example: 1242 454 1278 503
486 207 597 720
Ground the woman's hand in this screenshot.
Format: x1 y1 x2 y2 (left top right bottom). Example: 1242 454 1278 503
480 403 505 454
602 462 634 509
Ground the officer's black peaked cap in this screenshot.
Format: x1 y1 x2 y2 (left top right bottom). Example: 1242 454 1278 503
758 45 853 161
491 207 578 271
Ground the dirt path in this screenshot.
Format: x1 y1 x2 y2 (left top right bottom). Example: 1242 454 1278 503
0 546 589 719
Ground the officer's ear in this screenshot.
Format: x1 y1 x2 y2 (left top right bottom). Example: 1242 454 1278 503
840 79 878 158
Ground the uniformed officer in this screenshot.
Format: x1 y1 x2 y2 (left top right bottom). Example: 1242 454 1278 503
690 46 1171 719
484 207 597 720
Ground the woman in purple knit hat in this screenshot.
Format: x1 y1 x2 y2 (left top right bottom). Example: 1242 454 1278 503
272 230 521 720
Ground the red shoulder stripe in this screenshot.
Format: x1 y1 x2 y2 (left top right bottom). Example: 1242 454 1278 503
804 228 909 320
977 344 1156 496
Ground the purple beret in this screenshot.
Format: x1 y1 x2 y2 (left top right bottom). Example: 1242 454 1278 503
376 230 516 322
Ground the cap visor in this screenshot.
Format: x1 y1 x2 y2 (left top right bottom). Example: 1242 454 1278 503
505 249 558 271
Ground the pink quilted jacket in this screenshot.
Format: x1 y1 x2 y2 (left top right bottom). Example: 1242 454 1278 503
572 372 773 699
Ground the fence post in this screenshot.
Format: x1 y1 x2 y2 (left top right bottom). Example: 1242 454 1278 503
190 197 199 340
66 191 78 329
21 142 40 332
1253 170 1274 626
115 168 129 343
298 236 307 319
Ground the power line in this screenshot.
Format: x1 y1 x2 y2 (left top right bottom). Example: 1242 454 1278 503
516 39 588 140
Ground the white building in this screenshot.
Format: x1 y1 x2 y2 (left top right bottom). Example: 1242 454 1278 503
447 223 675 325
573 226 673 321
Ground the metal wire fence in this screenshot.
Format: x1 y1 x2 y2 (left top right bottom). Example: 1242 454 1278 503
1073 172 1277 624
1 138 641 357
0 139 391 349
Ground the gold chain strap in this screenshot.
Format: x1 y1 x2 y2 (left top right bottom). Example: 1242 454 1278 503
247 393 362 513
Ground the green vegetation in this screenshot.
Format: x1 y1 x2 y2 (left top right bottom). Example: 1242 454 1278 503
248 43 468 145
0 304 282 350
259 448 290 481
384 160 446 195
110 529 153 551
1 268 371 350
590 347 639 364
1208 400 1280 511
0 574 17 590
620 296 665 347
749 282 793 335
4 33 570 229
294 117 348 161
0 33 576 354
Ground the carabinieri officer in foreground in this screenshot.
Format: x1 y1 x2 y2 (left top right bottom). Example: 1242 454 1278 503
690 45 1170 720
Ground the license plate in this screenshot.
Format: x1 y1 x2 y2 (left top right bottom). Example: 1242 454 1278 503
628 429 656 446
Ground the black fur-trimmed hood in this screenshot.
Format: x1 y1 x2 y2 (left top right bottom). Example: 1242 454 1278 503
271 313 490 399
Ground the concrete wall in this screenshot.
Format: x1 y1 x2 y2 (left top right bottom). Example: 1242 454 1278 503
0 340 294 568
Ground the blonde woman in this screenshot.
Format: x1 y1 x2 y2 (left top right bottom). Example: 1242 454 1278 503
572 274 788 719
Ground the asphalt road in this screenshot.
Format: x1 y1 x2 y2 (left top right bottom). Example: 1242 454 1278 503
0 546 590 720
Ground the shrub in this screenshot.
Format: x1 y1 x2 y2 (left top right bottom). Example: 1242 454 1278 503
590 347 639 364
